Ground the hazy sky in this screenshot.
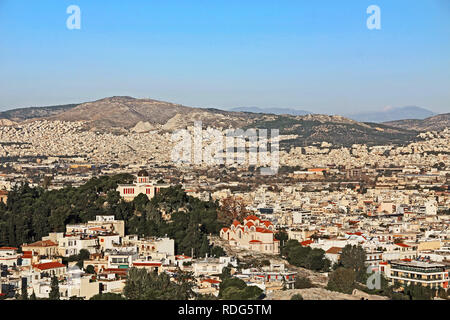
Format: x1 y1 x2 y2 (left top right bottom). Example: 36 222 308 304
0 0 449 114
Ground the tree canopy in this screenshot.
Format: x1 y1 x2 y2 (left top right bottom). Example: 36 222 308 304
0 176 226 258
123 267 194 300
282 240 330 272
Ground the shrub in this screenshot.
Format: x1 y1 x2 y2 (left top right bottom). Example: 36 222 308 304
294 276 314 289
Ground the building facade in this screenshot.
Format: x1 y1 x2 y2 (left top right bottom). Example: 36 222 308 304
116 170 170 202
220 215 280 254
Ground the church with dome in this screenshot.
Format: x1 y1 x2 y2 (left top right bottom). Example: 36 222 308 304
116 170 170 201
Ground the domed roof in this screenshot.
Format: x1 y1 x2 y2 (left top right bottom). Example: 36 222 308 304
137 169 149 177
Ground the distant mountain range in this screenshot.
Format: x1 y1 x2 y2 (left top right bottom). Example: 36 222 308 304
345 106 436 123
0 96 425 147
384 113 450 132
229 106 311 116
0 103 78 122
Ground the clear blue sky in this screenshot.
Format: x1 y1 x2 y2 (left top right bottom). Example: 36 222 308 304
0 0 449 114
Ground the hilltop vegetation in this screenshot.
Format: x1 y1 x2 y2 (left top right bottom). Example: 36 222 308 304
0 175 224 257
0 104 79 121
249 115 418 147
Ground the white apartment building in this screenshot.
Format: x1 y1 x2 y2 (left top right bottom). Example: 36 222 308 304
192 256 238 277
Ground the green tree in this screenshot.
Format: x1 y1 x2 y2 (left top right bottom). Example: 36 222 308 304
305 248 330 271
283 240 330 272
133 193 150 213
210 246 226 257
219 277 262 300
90 292 125 300
78 249 91 261
326 267 356 294
85 265 95 274
404 284 434 300
339 245 366 282
220 266 232 280
198 235 210 258
275 230 288 249
123 268 194 300
21 286 28 300
49 276 60 300
294 276 314 289
123 268 150 300
291 293 304 300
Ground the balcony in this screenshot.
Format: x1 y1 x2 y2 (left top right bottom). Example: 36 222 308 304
391 265 444 274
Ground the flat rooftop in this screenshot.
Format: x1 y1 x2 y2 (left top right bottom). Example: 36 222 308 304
391 260 445 269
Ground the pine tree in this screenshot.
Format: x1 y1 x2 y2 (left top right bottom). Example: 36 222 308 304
49 276 60 300
21 287 28 300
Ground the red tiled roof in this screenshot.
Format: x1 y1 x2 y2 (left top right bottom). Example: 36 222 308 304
34 262 66 270
249 240 262 243
245 215 260 221
325 247 342 254
103 268 128 274
396 243 410 248
261 221 273 227
255 227 273 234
23 240 57 248
0 247 18 251
202 278 221 284
89 227 105 231
175 255 191 260
301 240 314 246
133 262 161 267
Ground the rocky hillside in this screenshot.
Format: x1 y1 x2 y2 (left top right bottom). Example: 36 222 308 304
0 96 423 147
265 287 389 300
50 96 258 131
249 114 418 147
0 103 78 121
384 113 450 132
